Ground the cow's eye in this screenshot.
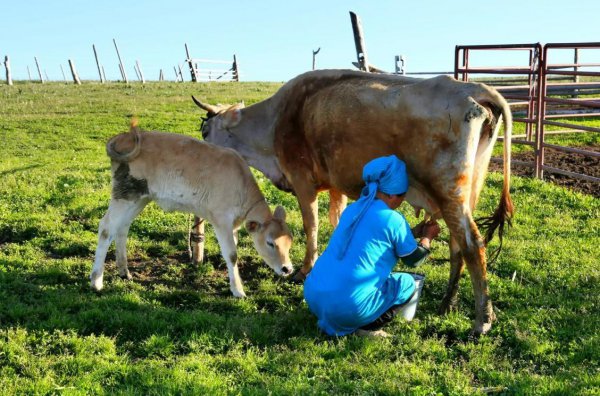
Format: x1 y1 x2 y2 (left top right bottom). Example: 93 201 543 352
266 241 275 249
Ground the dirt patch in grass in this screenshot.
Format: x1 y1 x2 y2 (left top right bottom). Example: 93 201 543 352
490 144 600 197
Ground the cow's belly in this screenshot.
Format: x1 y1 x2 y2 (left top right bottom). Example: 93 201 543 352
405 187 442 220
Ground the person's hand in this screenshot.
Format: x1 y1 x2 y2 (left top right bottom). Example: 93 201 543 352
422 221 440 240
411 220 428 238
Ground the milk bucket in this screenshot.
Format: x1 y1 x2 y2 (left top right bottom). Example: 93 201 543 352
398 273 425 321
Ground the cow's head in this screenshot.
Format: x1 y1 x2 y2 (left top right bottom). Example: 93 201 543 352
192 96 245 148
246 205 294 277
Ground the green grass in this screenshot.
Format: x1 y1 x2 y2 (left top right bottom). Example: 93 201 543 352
1 82 599 395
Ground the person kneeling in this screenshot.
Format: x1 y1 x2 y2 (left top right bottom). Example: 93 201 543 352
303 155 440 337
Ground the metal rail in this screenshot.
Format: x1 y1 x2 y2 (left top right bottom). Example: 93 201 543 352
455 42 600 185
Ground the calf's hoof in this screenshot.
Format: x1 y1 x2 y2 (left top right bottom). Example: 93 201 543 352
231 289 247 298
119 271 133 281
90 272 104 292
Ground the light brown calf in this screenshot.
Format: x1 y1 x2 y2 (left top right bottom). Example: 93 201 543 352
90 125 293 297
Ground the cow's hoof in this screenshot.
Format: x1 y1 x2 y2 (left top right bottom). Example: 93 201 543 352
292 269 307 283
438 298 458 315
231 289 247 298
472 321 492 336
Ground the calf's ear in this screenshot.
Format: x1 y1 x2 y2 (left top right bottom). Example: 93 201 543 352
273 205 286 222
246 220 261 233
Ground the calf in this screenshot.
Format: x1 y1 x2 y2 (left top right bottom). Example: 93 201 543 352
90 123 294 297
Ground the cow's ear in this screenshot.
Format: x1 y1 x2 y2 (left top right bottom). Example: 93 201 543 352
273 205 286 222
220 108 242 128
246 220 261 233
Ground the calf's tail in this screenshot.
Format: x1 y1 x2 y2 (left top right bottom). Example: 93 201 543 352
106 119 142 162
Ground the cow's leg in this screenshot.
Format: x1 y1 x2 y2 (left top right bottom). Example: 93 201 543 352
293 182 319 281
442 202 494 335
328 188 347 228
91 198 147 291
439 235 465 314
190 216 205 265
212 224 245 298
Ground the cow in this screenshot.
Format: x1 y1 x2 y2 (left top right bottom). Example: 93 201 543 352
193 69 513 334
90 122 294 298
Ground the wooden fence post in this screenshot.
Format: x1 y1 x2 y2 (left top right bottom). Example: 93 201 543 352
135 60 145 84
113 39 128 83
93 44 105 83
34 57 44 82
349 11 370 72
312 48 320 71
178 64 184 82
4 56 13 85
60 64 67 81
185 43 198 82
27 66 31 80
68 59 82 84
233 54 239 82
159 69 164 81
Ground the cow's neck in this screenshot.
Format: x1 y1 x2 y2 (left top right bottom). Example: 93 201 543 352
237 99 278 153
232 99 292 191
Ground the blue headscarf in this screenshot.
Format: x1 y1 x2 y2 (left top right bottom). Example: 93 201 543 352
338 155 409 259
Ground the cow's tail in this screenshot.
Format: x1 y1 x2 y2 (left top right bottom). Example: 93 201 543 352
106 119 142 162
476 87 514 263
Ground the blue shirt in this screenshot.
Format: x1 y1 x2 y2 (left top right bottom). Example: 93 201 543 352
303 199 417 336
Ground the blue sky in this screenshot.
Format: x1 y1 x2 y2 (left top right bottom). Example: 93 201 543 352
3 0 599 82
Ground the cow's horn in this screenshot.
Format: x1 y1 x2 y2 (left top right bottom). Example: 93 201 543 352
192 96 218 113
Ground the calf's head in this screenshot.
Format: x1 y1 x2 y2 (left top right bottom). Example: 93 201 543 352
246 205 294 277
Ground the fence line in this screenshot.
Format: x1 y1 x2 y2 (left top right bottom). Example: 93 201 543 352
2 41 240 84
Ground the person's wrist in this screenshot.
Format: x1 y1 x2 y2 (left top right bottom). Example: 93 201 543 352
419 237 431 249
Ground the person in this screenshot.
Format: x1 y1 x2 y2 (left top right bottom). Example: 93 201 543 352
303 155 440 337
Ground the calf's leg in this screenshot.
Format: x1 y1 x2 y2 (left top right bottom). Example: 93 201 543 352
212 224 245 298
90 198 147 291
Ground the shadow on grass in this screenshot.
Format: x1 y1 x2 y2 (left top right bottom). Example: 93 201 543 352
0 258 321 357
0 163 43 177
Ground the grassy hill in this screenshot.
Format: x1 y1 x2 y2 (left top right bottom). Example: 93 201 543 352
0 82 598 394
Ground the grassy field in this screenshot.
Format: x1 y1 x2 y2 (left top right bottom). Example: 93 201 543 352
1 81 599 395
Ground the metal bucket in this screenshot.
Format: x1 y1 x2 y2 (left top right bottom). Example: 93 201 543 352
398 273 425 321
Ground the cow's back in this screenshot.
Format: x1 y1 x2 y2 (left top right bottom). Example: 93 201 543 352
274 74 492 202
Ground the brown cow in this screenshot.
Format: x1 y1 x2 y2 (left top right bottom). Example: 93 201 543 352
193 69 513 334
90 124 294 297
